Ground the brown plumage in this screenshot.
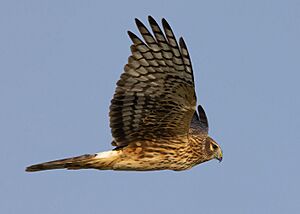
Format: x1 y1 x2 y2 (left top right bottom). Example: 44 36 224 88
26 16 222 173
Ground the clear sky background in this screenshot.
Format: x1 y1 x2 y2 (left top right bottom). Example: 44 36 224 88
1 1 300 213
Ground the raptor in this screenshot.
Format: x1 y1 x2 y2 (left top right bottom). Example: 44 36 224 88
26 16 222 172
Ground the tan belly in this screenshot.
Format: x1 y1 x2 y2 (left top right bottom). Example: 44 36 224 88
111 145 197 171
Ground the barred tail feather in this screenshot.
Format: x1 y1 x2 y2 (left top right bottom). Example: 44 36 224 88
26 151 119 172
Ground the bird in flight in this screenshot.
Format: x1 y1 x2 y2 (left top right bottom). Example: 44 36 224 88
26 16 222 172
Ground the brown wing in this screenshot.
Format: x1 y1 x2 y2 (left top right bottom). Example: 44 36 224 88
109 16 196 147
189 105 209 135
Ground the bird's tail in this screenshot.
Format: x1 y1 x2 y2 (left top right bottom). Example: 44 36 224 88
26 151 119 172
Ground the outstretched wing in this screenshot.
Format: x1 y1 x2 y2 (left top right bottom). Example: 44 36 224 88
110 16 196 147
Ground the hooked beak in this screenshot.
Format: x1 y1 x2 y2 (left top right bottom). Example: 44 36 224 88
216 150 223 162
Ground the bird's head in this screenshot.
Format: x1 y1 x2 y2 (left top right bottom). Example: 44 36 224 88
205 136 223 162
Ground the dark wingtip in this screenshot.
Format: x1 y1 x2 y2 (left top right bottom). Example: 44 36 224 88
197 105 205 113
127 30 137 40
148 15 155 23
148 16 161 30
162 18 172 31
127 30 133 36
135 18 143 27
179 37 186 48
162 18 168 25
198 105 209 131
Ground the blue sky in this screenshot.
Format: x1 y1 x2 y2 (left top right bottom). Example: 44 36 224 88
1 1 300 213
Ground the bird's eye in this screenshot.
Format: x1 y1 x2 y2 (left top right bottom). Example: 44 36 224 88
212 144 218 149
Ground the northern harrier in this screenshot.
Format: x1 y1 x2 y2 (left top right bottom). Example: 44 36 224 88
26 16 222 172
